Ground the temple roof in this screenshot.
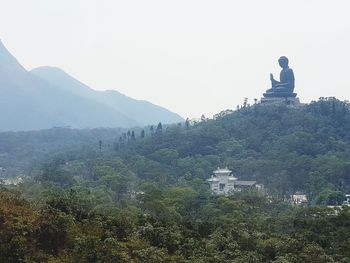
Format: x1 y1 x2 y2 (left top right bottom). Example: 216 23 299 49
213 167 232 174
235 180 256 186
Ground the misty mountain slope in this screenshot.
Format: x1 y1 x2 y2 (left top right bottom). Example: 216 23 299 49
0 41 138 131
0 40 182 131
31 66 184 126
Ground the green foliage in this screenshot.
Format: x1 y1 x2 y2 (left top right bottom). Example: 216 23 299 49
1 184 350 261
315 189 345 206
1 98 350 261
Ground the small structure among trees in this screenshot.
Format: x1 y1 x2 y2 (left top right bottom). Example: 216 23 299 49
207 167 263 195
290 193 308 205
343 194 350 206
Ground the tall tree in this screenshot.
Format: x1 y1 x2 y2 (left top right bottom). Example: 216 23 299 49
99 140 102 152
156 122 163 135
185 118 190 130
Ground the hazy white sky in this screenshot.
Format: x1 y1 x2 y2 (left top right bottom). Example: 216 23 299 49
1 0 350 118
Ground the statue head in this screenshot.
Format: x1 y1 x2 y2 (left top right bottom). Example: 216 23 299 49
278 56 289 69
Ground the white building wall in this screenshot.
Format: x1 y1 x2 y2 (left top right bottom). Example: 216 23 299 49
208 168 237 195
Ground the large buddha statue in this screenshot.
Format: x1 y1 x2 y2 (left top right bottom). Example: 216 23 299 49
264 56 296 98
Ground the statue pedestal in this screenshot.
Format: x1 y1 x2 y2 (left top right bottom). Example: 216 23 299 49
260 96 300 106
263 92 297 98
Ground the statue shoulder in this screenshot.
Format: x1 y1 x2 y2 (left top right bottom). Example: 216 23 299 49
287 68 295 81
285 68 294 76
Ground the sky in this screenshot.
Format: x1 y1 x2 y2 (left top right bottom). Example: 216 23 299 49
1 0 350 118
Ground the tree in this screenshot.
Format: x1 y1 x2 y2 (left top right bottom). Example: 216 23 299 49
243 97 248 108
141 130 145 138
98 173 131 200
149 149 179 165
315 189 345 205
127 131 131 143
99 140 102 152
38 163 76 187
156 122 163 135
185 118 190 129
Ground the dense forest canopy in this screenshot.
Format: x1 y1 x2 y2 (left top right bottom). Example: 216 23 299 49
1 97 350 262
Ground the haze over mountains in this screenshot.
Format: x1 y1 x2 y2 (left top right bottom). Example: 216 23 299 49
0 40 183 132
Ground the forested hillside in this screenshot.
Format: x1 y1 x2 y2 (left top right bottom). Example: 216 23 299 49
3 97 349 202
1 98 350 262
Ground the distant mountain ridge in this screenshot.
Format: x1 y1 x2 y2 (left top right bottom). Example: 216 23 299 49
0 40 183 132
31 66 183 126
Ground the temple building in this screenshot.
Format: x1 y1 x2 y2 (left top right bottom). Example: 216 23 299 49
207 167 263 195
290 193 308 205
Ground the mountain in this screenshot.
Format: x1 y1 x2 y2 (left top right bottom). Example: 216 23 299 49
0 40 183 131
31 66 184 126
